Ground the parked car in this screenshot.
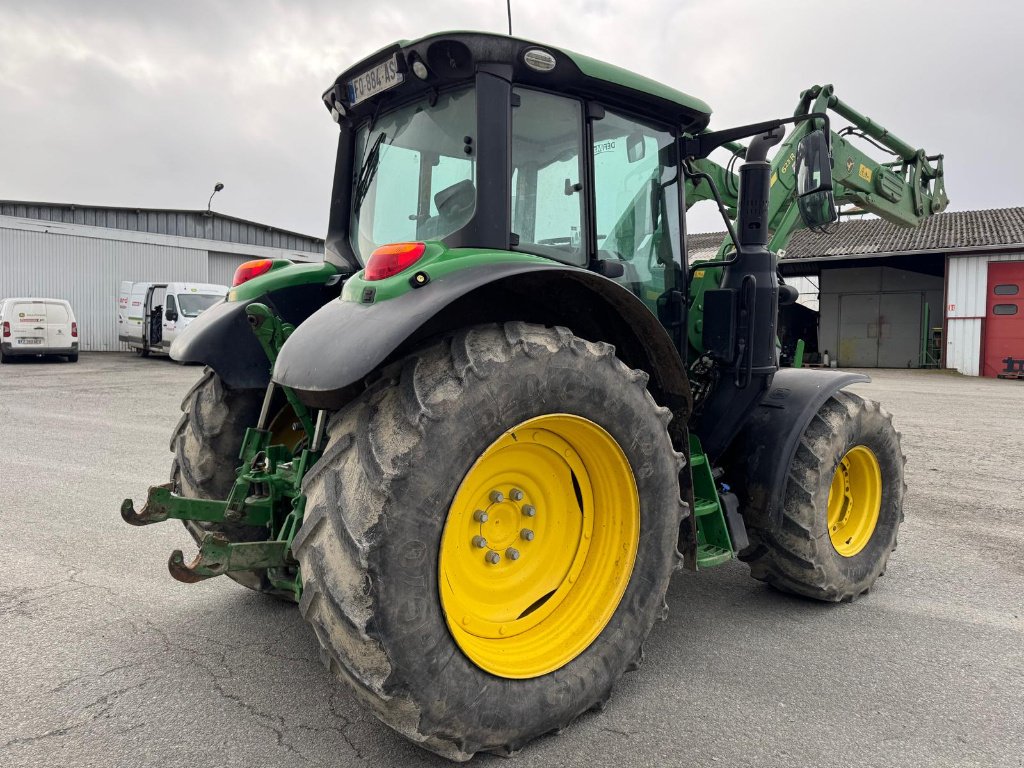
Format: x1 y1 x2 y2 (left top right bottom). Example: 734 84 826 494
0 297 79 363
118 281 228 357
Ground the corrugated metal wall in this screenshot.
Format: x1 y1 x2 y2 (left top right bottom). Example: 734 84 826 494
946 252 1024 375
0 227 208 351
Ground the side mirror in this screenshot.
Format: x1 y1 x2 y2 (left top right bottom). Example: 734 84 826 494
795 130 838 229
166 309 178 322
626 131 646 163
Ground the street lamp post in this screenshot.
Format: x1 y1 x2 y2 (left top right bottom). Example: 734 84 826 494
205 182 225 216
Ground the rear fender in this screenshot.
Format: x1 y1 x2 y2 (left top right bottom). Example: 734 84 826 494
273 261 692 415
170 262 341 390
722 368 870 532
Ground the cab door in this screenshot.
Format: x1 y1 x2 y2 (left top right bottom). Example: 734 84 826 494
589 109 683 334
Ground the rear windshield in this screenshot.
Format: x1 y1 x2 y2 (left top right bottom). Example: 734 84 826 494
177 294 223 317
12 302 46 323
46 304 69 324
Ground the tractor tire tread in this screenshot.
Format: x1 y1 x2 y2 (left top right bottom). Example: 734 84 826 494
293 322 682 760
170 367 292 598
741 391 905 602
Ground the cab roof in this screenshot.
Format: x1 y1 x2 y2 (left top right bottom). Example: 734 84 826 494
329 31 712 132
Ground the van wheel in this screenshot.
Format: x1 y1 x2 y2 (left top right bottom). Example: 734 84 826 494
170 368 296 599
0 349 11 364
67 353 79 363
136 348 149 358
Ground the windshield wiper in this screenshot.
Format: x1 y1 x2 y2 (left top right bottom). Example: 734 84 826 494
353 132 387 213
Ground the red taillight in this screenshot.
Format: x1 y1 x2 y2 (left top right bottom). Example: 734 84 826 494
232 259 275 287
364 242 427 281
2 321 9 338
71 322 78 338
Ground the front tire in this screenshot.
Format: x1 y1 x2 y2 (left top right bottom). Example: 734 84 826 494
741 390 905 602
294 323 686 759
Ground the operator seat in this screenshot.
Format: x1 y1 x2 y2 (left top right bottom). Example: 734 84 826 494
418 179 476 240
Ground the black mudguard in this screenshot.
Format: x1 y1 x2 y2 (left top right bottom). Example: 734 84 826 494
273 262 692 411
171 281 338 390
723 368 870 532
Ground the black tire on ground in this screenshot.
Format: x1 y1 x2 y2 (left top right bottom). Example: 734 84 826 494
170 367 295 598
741 390 905 602
293 322 686 760
0 349 11 364
67 353 79 363
136 347 149 357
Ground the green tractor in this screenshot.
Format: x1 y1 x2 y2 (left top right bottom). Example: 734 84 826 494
122 32 947 759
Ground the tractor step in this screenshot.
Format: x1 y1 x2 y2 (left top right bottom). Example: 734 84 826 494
696 544 733 568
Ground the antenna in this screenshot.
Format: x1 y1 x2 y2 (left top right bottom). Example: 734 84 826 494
506 0 512 35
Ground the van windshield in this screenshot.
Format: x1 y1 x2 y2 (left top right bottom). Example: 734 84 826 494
178 294 223 317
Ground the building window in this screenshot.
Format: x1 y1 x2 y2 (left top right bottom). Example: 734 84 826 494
992 304 1018 315
993 284 1020 296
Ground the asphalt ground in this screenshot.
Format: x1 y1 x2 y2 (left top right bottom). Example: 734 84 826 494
1 353 1022 768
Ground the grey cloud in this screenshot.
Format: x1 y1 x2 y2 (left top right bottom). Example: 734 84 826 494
1 0 1021 237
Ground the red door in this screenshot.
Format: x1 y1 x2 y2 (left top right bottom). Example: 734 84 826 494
983 261 1024 377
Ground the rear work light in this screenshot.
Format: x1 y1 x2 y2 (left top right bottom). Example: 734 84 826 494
232 259 275 287
2 321 9 338
364 242 427 281
71 322 78 338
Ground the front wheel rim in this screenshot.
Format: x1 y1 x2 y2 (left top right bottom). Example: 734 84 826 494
439 414 639 679
827 445 882 557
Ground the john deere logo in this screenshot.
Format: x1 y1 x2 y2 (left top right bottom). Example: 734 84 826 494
846 157 854 173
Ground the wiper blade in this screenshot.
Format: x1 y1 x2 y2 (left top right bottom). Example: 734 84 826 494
353 132 387 213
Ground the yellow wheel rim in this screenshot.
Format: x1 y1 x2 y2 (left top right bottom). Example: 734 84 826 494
439 414 639 679
827 445 882 557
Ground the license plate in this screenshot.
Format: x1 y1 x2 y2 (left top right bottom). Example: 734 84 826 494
19 338 42 345
347 55 404 106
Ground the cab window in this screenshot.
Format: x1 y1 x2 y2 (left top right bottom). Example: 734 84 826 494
592 110 681 312
510 89 586 265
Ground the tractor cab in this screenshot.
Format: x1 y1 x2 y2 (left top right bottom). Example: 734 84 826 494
322 32 712 316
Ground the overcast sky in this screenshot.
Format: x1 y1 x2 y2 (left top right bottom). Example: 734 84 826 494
1 0 1021 237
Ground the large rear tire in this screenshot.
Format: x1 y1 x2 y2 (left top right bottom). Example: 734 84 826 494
294 323 686 760
170 368 296 599
741 390 905 602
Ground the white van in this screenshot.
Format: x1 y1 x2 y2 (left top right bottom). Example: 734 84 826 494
118 281 228 357
0 297 79 363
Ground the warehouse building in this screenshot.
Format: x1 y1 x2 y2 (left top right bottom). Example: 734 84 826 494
0 201 324 352
691 207 1024 377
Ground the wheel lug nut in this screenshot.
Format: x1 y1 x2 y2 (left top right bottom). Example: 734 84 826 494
473 535 488 549
485 551 501 565
473 510 489 523
506 548 520 561
510 488 524 501
522 504 536 517
520 529 535 541
489 490 504 503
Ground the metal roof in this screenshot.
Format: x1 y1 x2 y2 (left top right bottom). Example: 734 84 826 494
0 200 324 254
688 207 1024 263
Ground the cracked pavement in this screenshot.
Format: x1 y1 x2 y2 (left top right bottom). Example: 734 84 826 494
1 354 1022 767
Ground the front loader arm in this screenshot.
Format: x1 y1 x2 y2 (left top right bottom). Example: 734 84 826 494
686 84 948 354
